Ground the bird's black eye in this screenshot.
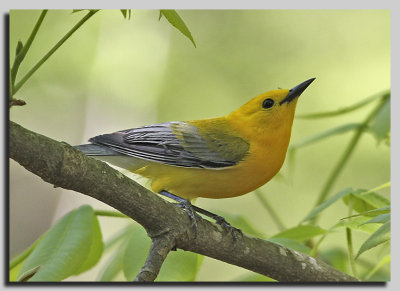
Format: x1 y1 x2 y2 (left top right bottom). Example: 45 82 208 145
262 98 274 109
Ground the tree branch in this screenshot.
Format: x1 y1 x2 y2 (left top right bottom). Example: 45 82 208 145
134 235 175 282
9 121 358 282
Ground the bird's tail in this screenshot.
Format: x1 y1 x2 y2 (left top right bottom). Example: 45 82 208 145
75 144 120 156
75 143 147 171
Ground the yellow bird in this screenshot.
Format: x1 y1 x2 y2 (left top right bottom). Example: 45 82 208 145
77 78 315 228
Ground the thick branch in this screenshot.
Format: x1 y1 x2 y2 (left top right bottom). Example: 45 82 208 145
9 121 358 282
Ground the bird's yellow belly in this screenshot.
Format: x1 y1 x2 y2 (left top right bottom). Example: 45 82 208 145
134 143 287 200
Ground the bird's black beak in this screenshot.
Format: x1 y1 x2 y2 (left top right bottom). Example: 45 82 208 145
280 78 315 105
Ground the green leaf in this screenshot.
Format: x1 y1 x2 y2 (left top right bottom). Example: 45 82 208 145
341 206 390 219
364 181 391 195
301 188 353 223
356 221 390 259
9 260 24 282
360 213 390 226
9 236 42 270
120 10 132 19
343 191 390 214
362 206 391 217
345 216 382 234
291 123 361 150
15 40 24 56
271 225 326 242
370 94 390 144
364 254 390 280
159 10 196 47
17 266 41 282
310 216 381 257
320 248 349 273
72 214 103 275
267 237 311 254
103 224 138 252
156 251 202 281
123 227 152 281
18 205 96 281
359 192 390 208
99 224 138 281
297 91 389 119
98 242 127 281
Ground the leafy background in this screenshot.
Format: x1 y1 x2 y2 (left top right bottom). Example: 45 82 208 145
9 10 390 281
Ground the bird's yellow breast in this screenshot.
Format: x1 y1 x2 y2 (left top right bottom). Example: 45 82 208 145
133 120 292 200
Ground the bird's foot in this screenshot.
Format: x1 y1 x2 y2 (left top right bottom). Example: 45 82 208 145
159 190 242 242
174 200 199 229
159 190 201 238
214 215 243 242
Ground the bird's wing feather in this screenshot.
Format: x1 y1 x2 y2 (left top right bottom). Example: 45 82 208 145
89 121 249 169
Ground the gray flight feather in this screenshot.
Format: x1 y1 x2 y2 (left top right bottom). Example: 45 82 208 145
84 121 249 169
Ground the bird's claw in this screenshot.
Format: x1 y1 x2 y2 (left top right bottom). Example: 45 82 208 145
215 216 243 242
174 201 199 237
161 191 242 242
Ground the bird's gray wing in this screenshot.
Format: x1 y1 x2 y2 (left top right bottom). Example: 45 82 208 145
87 121 249 169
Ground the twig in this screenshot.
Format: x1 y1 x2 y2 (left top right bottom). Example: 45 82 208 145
13 10 98 95
312 94 390 217
254 190 285 231
134 235 175 282
9 99 26 108
10 10 48 96
346 197 358 278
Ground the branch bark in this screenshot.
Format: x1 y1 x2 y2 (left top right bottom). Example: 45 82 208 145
9 121 359 282
134 235 175 282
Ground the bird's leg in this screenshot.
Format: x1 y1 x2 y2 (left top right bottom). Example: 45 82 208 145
190 205 243 241
159 191 199 231
159 190 242 241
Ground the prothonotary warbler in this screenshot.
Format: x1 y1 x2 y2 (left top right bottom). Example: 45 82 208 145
76 78 315 230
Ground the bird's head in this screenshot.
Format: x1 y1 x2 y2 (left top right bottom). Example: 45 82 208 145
228 78 315 133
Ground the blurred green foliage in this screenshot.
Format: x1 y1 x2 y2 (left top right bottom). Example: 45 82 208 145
13 205 103 281
9 9 390 282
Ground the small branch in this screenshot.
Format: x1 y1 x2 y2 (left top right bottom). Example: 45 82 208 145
296 90 389 119
9 99 26 108
13 10 98 95
134 235 176 282
10 10 48 96
312 94 390 220
346 227 357 278
254 190 285 231
346 197 358 278
9 121 359 282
